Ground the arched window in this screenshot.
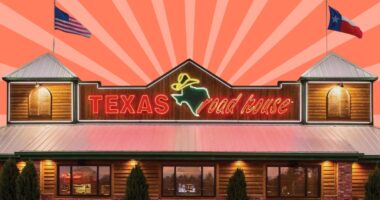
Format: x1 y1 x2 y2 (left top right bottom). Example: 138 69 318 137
29 86 52 118
327 86 351 120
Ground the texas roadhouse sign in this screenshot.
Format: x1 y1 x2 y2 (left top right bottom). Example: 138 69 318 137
78 60 301 122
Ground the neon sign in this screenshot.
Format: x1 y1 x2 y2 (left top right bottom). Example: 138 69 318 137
170 73 210 117
78 60 301 122
87 94 170 115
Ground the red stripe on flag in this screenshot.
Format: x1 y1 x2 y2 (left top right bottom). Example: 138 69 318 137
55 19 91 34
340 20 362 38
55 23 91 37
55 21 91 35
57 18 87 30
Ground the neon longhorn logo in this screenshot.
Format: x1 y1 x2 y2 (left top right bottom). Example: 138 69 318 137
170 73 210 117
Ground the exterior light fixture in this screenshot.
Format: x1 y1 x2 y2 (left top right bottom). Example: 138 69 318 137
128 159 139 167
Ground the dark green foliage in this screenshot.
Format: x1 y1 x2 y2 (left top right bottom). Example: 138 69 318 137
365 168 380 200
0 159 19 200
125 165 149 200
227 168 248 200
16 161 40 200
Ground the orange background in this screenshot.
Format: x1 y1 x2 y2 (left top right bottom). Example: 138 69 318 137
0 0 379 126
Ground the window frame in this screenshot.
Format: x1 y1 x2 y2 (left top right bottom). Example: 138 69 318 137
326 86 351 120
28 86 52 119
57 164 112 197
161 165 216 197
265 165 321 198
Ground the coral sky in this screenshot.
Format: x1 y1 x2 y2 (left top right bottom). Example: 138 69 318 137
0 0 379 126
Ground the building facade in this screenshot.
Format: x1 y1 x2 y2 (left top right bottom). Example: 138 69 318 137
0 53 379 200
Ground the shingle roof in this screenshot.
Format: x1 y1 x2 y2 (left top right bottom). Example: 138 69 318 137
301 53 377 81
3 53 78 81
0 124 379 159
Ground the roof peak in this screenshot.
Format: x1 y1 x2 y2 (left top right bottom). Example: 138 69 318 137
3 53 78 81
301 52 377 81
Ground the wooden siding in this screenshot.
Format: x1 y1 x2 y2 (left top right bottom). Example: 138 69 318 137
35 160 345 199
113 161 160 199
218 161 264 199
9 83 72 121
79 62 301 122
352 163 375 199
322 161 337 197
40 160 57 195
307 83 371 122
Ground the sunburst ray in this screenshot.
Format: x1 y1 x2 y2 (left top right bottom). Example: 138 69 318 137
0 2 128 85
253 2 380 85
215 0 268 75
58 0 151 82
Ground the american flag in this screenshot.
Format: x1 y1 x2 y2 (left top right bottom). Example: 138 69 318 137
54 6 91 38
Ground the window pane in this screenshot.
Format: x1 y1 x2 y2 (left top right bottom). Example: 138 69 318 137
266 167 279 197
59 166 71 195
202 167 215 196
99 166 111 196
307 167 319 197
72 166 97 195
280 167 305 197
162 166 175 196
176 167 201 196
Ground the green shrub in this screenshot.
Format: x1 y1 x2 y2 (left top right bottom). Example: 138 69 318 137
365 168 380 200
125 164 149 200
16 161 39 200
227 168 249 200
0 159 19 200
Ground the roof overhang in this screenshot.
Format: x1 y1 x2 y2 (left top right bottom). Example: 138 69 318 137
2 77 79 82
9 151 362 161
300 77 378 81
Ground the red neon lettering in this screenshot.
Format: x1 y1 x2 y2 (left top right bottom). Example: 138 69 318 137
137 95 153 114
207 98 219 114
241 94 255 114
154 94 169 115
216 98 228 114
251 98 263 115
120 95 135 114
225 93 242 114
197 98 213 114
278 98 291 114
270 98 281 114
88 95 103 114
105 95 119 114
261 98 274 115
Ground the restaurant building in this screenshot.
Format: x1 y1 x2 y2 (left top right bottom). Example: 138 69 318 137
0 52 379 200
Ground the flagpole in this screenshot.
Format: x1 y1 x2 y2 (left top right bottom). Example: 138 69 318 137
326 0 328 56
53 0 56 54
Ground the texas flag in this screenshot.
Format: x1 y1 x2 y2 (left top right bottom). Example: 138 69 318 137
328 6 362 38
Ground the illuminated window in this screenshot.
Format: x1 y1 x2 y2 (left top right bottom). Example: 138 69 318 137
266 166 320 198
29 86 52 118
327 86 351 120
162 166 215 197
58 165 111 196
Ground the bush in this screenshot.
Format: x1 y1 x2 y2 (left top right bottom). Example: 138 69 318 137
227 168 248 200
365 168 380 200
125 164 149 200
16 161 40 200
0 159 19 200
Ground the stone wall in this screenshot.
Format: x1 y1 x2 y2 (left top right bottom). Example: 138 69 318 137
338 162 352 200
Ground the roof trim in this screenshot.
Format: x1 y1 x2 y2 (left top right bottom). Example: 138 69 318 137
3 53 78 81
300 77 377 81
3 77 79 81
301 52 378 81
13 151 363 161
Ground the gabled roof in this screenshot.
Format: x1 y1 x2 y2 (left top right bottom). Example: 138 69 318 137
1 124 380 160
3 53 78 81
301 53 377 81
